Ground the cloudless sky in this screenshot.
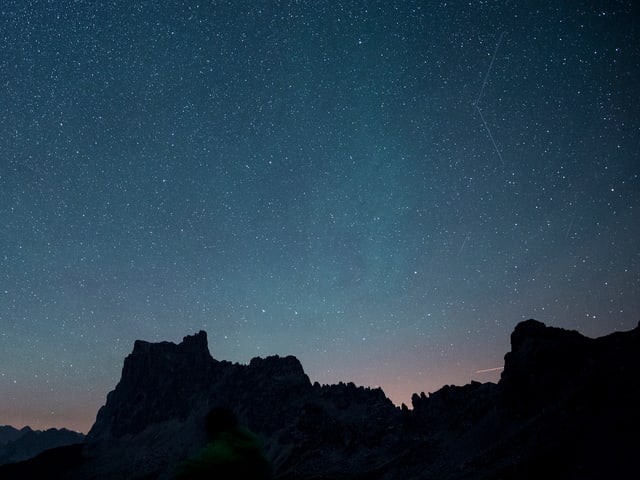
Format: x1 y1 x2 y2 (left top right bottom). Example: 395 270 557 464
1 1 638 433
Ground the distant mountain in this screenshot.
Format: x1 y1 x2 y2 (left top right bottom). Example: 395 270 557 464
0 319 637 479
0 426 31 446
0 426 84 465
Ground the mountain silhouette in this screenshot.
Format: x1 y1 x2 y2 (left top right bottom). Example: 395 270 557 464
0 319 637 479
0 426 84 466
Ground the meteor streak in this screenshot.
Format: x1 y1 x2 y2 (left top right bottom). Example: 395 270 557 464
474 367 504 374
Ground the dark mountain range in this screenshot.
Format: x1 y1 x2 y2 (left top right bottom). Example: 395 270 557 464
0 319 637 479
0 426 28 446
0 425 84 465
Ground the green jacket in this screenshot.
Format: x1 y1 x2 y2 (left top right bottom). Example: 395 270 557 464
172 426 272 479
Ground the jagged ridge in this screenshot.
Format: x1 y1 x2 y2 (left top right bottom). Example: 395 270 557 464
2 319 638 480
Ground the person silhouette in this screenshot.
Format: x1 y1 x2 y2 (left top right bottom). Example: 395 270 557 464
172 406 273 479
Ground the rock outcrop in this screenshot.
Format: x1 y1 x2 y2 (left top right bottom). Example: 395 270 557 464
88 330 215 440
1 319 638 480
81 330 400 479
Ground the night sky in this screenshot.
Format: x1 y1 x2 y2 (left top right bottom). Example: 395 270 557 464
1 1 639 433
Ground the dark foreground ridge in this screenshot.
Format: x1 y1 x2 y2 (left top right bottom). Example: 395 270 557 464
1 319 638 479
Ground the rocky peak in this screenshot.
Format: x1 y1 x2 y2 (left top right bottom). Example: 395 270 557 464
248 355 310 388
507 319 586 353
502 319 591 377
128 330 211 369
500 320 596 415
87 331 215 440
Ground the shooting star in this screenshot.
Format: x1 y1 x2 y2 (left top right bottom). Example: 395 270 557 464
457 234 470 256
473 31 507 167
474 366 504 374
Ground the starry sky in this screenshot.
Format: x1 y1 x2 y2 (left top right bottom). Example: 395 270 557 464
1 1 639 433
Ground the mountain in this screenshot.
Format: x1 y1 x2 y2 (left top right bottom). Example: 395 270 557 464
0 426 29 446
0 426 84 465
0 319 637 479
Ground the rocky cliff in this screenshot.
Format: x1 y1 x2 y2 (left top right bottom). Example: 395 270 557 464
1 319 638 479
83 330 400 479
